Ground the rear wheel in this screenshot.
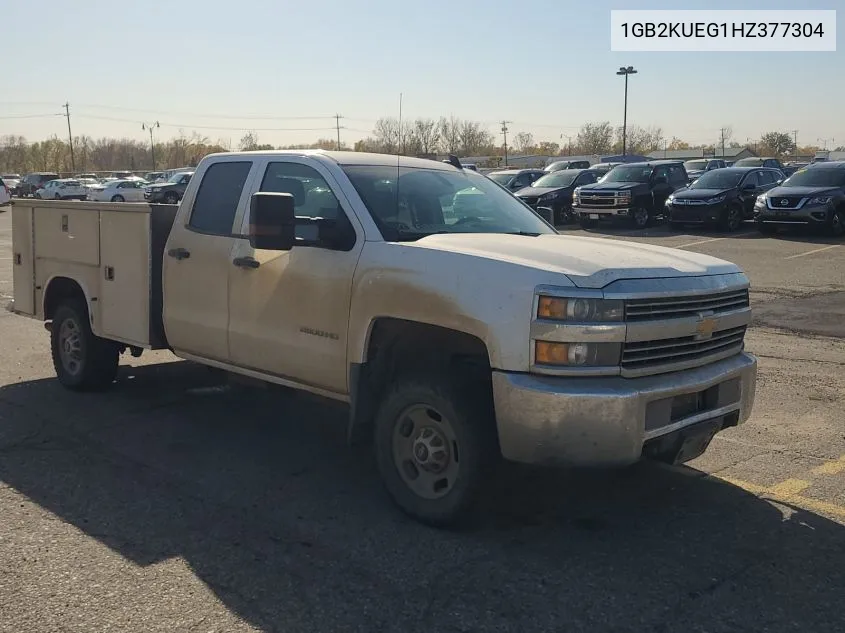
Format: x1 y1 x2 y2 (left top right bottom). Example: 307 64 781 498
373 374 496 527
54 193 62 200
164 191 179 204
50 299 119 391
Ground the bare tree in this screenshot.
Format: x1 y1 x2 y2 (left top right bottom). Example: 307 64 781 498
513 132 535 154
575 122 614 155
413 118 440 155
373 117 400 153
438 116 462 155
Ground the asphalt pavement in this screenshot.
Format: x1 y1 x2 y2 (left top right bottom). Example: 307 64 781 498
1 208 844 633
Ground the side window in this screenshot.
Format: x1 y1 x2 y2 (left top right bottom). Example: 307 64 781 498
743 172 760 187
758 170 774 185
260 161 343 220
653 166 670 182
188 161 252 235
576 172 597 186
669 165 686 185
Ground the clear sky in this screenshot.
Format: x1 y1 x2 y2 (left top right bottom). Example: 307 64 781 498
1 0 841 149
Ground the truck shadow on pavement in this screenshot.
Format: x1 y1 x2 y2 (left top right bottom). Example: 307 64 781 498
1 360 843 632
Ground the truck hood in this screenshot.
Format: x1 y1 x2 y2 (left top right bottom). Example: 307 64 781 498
405 233 740 289
580 181 644 192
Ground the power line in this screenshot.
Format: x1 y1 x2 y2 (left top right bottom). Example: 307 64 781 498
72 114 337 132
335 114 343 150
0 113 63 119
500 121 511 166
73 103 338 121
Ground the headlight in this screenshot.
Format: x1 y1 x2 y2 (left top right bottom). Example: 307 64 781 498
706 194 727 204
809 196 832 205
537 296 624 321
666 195 675 205
535 341 621 367
539 191 561 201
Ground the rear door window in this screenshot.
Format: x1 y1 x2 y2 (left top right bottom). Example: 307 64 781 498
188 161 253 235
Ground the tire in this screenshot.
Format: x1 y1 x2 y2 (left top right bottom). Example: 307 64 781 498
50 299 119 391
35 192 42 199
164 191 179 204
631 206 651 229
111 195 125 203
830 209 845 238
54 193 62 200
719 203 743 232
373 374 497 527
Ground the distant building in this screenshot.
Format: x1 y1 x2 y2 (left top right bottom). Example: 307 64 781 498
648 146 757 162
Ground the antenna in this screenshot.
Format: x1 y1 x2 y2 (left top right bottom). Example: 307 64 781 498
395 93 402 227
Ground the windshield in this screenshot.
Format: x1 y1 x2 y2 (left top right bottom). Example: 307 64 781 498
532 172 579 188
342 165 555 241
690 170 744 189
684 160 708 171
603 165 652 183
733 158 764 167
488 173 515 186
782 167 845 188
168 172 191 183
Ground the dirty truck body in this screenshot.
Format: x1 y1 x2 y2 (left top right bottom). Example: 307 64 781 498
10 150 757 525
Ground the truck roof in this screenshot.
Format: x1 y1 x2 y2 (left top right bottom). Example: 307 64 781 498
203 149 456 171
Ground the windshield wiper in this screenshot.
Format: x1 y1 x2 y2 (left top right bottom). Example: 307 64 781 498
504 231 541 236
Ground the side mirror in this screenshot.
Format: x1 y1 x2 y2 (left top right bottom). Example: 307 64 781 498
248 192 295 251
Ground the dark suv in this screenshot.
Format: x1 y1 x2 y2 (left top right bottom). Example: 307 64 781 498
18 172 60 197
544 159 591 172
755 161 845 236
666 167 783 232
515 168 601 225
683 159 726 183
144 171 194 204
734 157 785 170
573 160 688 228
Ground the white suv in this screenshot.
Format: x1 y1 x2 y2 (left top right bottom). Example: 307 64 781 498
36 179 89 200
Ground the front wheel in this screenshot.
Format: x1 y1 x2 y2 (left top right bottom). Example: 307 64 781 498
830 209 845 237
719 203 743 232
51 299 119 391
631 206 651 229
111 195 125 202
54 193 62 200
163 191 179 204
373 375 496 527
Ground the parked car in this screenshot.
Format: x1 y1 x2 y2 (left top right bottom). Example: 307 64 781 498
515 168 601 225
35 178 89 200
544 159 591 172
144 171 166 182
782 162 808 177
590 162 622 177
0 177 11 206
87 178 149 202
18 172 60 197
733 157 785 170
486 169 546 193
11 149 758 527
755 161 845 236
683 159 726 183
460 163 478 172
573 160 689 228
1 173 21 196
666 167 783 232
144 171 194 204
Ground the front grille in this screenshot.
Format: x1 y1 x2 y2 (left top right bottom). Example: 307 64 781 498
577 192 626 208
622 326 746 371
625 289 749 321
768 196 804 209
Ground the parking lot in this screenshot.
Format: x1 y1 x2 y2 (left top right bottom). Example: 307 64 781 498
1 208 844 632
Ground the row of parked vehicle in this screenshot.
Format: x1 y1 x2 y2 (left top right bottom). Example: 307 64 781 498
0 169 195 205
484 157 845 237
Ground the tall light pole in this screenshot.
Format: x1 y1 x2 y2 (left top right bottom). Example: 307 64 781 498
142 121 160 170
616 66 637 157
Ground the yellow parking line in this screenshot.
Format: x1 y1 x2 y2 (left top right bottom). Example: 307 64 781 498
768 478 811 498
713 475 845 520
812 455 845 476
784 244 839 260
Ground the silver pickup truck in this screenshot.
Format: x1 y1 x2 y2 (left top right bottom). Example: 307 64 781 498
10 150 757 526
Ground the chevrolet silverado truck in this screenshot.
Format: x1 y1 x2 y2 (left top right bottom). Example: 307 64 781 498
573 160 689 229
10 150 757 526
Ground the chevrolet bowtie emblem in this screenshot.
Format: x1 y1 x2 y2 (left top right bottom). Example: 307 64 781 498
696 317 717 339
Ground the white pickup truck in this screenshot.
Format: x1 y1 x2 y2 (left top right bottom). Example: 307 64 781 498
10 150 757 526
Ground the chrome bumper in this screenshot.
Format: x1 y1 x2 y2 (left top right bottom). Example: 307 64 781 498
492 352 757 467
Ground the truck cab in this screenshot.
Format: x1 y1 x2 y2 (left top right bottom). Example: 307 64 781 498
10 150 758 527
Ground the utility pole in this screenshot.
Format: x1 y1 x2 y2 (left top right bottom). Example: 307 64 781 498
560 134 573 156
142 121 160 170
335 114 343 150
501 121 511 166
62 102 76 173
719 127 727 161
791 129 798 159
616 66 637 156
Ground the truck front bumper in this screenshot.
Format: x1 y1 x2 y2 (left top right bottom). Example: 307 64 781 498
492 352 757 467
